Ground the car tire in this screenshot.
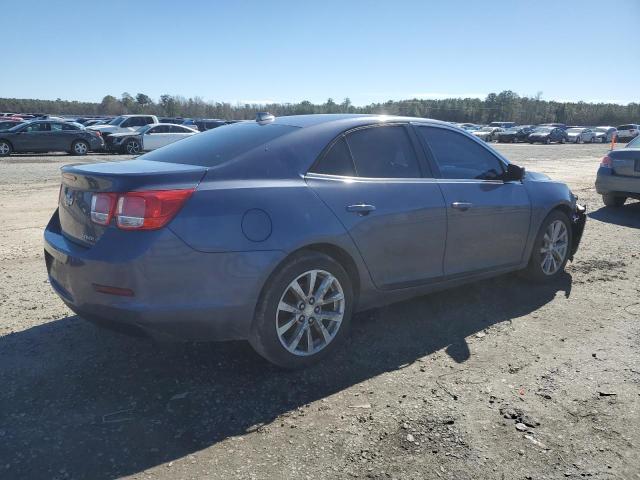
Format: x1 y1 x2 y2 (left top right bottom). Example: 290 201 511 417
71 140 89 156
560 137 565 144
602 194 626 208
601 137 607 143
0 140 12 156
124 138 141 155
590 136 596 143
522 210 572 283
249 250 354 369
545 138 550 145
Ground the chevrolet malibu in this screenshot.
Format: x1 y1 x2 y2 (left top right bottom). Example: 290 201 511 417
44 114 586 368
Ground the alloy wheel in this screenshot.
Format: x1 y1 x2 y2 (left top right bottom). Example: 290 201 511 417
540 220 568 275
126 140 140 155
0 142 9 155
74 142 88 154
275 269 345 356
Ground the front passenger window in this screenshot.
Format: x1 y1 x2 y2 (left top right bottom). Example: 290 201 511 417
417 127 505 180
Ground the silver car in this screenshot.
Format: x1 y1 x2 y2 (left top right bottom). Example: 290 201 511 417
594 126 617 143
566 127 597 144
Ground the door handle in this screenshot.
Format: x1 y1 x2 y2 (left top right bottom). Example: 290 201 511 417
346 204 376 215
451 202 473 211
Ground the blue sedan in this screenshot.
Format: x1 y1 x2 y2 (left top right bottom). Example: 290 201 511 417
44 114 586 368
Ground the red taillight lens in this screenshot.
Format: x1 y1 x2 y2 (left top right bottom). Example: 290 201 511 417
116 189 194 230
90 193 117 225
600 155 613 168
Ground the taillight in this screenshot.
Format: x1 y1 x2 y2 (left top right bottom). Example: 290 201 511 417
90 193 117 225
600 155 613 168
90 189 193 229
116 189 194 230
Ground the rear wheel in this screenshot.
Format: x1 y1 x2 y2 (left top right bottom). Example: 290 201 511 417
124 138 141 155
545 137 551 145
560 137 566 144
71 140 89 156
602 194 626 207
591 135 596 143
0 140 11 156
522 210 572 282
249 250 353 369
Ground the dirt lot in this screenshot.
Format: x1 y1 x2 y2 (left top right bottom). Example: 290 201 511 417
1 144 638 480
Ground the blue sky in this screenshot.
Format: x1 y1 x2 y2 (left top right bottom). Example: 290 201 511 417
4 0 639 105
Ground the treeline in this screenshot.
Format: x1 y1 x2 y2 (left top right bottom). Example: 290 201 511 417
1 90 638 125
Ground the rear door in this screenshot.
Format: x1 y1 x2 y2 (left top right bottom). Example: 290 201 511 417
415 125 531 276
49 122 70 150
306 124 447 289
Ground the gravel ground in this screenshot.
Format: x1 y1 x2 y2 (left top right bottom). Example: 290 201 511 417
0 144 638 480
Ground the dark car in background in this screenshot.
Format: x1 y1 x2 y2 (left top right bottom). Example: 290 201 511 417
527 126 568 144
595 135 640 207
192 118 231 132
44 114 586 368
496 125 535 143
0 120 103 156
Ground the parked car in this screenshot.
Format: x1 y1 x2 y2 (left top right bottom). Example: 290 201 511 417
192 119 230 132
0 120 24 131
457 123 481 132
489 121 516 129
566 127 597 144
87 115 159 137
472 126 504 142
496 126 534 143
105 123 198 154
83 119 109 127
527 127 568 144
616 124 640 141
44 114 586 368
593 126 617 143
0 120 103 156
595 137 640 207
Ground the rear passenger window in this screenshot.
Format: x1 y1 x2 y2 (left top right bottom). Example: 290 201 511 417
417 127 505 180
311 137 355 177
346 126 421 178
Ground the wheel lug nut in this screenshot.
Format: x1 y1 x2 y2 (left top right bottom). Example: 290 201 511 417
309 297 315 305
298 303 305 310
314 307 320 314
299 315 305 322
309 317 315 324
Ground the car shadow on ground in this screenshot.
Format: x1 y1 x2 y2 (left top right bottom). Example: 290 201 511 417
0 273 571 479
588 201 640 229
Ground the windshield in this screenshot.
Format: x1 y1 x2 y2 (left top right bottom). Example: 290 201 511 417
137 124 154 134
8 123 27 132
141 122 299 167
627 136 640 148
108 116 125 126
567 128 583 133
533 127 552 133
595 127 608 132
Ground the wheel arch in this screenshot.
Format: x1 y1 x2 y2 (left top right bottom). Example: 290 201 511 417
0 138 14 149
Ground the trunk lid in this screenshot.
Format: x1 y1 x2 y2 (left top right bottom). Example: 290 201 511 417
610 148 640 178
58 159 207 247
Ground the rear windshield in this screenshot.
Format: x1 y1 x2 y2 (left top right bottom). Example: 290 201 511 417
140 122 299 167
627 136 640 148
617 125 637 130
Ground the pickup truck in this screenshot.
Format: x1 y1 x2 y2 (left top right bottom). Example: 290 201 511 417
86 115 158 136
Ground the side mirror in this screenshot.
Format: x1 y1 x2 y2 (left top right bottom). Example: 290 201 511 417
504 163 525 182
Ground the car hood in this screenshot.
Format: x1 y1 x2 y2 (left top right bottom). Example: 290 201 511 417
108 131 140 138
524 170 551 181
87 124 119 132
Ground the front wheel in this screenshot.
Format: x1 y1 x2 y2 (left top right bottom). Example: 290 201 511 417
249 250 353 369
522 211 572 282
602 194 626 207
123 138 141 155
0 140 11 156
560 137 566 144
591 136 597 143
545 137 551 145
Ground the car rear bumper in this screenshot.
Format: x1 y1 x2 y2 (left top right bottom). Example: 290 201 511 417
595 168 640 196
43 210 285 341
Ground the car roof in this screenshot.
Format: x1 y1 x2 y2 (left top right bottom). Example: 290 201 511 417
271 113 450 128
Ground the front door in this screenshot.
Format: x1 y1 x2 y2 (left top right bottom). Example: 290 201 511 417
13 122 51 152
306 124 447 289
415 125 531 276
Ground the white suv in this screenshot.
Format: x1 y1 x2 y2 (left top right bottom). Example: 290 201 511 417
87 115 158 135
616 124 640 141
